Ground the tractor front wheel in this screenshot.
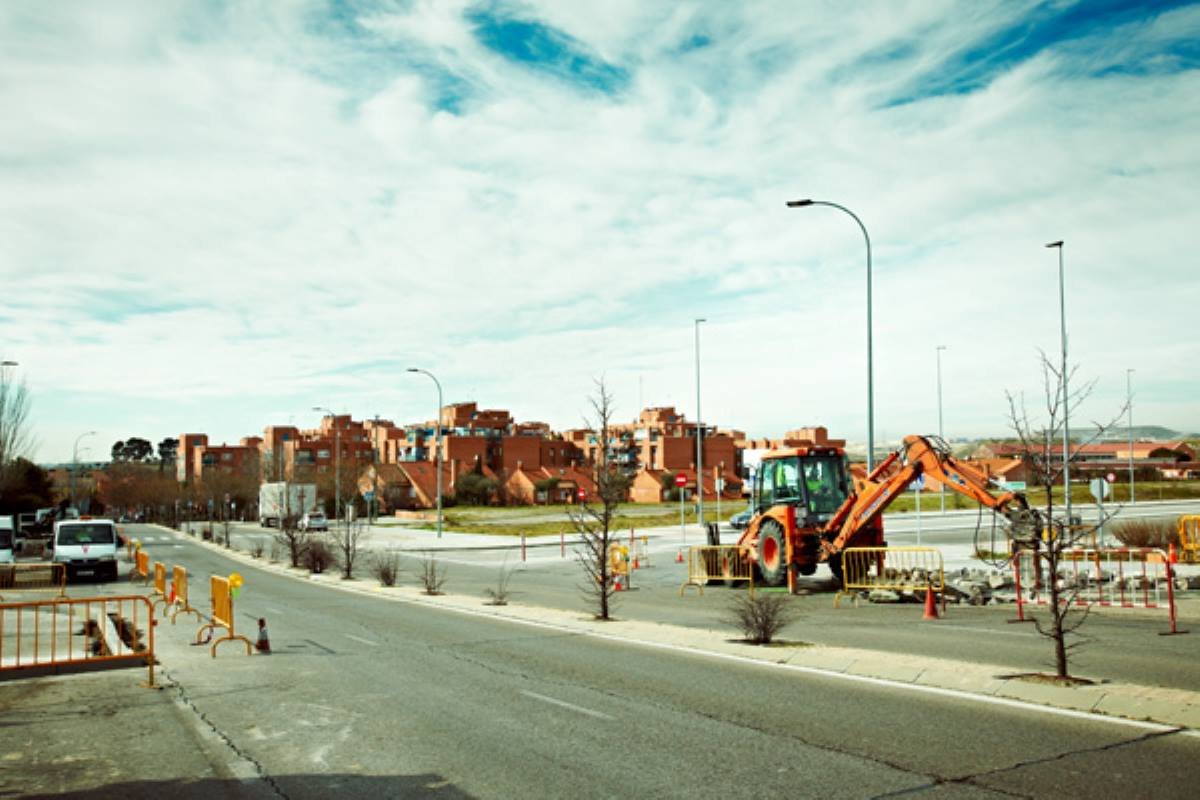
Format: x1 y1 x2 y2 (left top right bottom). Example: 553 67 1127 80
756 520 788 587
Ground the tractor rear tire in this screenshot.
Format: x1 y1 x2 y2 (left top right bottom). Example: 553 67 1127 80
756 520 788 587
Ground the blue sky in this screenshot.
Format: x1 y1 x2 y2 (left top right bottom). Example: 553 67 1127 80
2 0 1198 463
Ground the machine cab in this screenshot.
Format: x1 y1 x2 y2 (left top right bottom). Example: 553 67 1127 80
755 450 849 523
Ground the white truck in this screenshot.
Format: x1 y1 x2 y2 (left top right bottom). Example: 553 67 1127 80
258 482 318 528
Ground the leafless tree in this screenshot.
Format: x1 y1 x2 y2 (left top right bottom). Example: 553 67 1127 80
273 484 309 568
0 364 35 487
333 520 368 579
1005 351 1128 680
570 378 631 621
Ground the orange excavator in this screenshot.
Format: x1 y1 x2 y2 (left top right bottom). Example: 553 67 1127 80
731 435 1039 587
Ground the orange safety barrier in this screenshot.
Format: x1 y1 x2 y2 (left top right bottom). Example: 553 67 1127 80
1013 547 1186 635
169 565 202 624
0 594 156 687
150 562 170 616
195 575 252 658
0 564 68 599
129 549 150 586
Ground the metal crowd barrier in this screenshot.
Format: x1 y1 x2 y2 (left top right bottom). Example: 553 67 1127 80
1178 516 1200 564
0 564 67 599
835 547 945 608
129 549 150 586
0 594 156 686
679 545 755 596
169 565 202 624
1012 547 1184 635
150 562 170 617
195 575 252 658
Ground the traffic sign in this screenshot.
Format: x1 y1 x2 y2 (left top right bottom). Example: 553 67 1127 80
1106 472 1116 483
674 473 687 487
576 488 586 501
912 475 925 491
1089 478 1110 501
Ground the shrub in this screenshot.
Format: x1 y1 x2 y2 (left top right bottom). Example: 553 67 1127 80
484 563 515 606
372 552 401 587
420 558 447 595
725 592 796 645
251 540 265 559
304 538 336 574
1111 519 1177 548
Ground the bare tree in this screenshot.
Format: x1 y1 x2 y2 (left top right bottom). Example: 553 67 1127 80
273 484 309 568
569 378 631 621
0 364 35 487
1005 352 1128 680
333 520 368 579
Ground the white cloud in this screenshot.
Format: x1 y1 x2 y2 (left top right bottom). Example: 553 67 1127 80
2 1 1197 463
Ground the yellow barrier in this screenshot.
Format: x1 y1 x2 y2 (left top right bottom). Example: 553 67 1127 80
169 565 202 624
835 547 945 608
679 546 755 596
0 564 67 599
150 562 170 616
195 575 252 658
0 594 156 687
1178 516 1200 563
129 549 150 586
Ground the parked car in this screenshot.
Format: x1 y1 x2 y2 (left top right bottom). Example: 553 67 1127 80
730 508 753 529
299 512 328 532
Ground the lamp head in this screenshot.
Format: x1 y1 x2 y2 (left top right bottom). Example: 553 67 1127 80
406 368 419 373
1045 240 1063 249
786 199 814 208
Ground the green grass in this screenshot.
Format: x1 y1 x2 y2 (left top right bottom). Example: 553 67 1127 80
406 501 750 537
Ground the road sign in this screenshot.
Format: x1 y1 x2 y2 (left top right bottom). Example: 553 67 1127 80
1106 472 1116 483
1090 478 1110 501
912 475 925 491
674 473 687 487
576 488 586 501
364 491 375 502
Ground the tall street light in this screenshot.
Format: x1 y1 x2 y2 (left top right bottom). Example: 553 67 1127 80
1046 240 1071 522
71 430 96 510
407 368 444 538
1126 368 1135 504
936 344 947 513
694 317 706 529
312 407 341 525
787 198 875 471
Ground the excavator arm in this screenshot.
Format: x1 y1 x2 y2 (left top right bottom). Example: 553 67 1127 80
818 435 1036 559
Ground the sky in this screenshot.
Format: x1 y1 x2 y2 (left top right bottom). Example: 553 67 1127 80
2 0 1198 464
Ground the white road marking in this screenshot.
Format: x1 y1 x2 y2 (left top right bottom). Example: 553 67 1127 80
520 690 612 720
344 634 378 647
267 607 284 616
927 624 1036 638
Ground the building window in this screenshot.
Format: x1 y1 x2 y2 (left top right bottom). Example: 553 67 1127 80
317 449 331 459
221 453 233 461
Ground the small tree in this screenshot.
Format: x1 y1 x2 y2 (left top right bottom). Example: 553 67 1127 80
570 378 632 621
1006 352 1128 680
0 365 35 490
333 520 368 579
455 472 498 506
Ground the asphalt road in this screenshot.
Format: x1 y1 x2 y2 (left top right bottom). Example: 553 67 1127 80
118 526 1200 798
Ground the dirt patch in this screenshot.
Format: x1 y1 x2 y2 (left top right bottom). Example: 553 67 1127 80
998 672 1096 687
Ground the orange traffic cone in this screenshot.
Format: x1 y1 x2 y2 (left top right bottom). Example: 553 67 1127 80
923 586 940 620
632 555 640 570
256 618 271 653
613 574 624 592
675 549 684 564
168 581 176 605
1169 543 1178 564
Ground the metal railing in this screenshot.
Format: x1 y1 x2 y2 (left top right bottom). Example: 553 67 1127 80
195 575 252 658
0 564 67 599
835 547 945 608
0 594 156 686
1013 547 1184 634
1177 516 1200 563
679 545 755 596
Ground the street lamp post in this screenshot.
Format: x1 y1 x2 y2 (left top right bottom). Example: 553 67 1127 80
936 345 947 513
787 199 874 471
1126 368 1135 504
71 431 96 510
1046 241 1071 522
312 407 341 526
407 368 444 538
694 317 706 530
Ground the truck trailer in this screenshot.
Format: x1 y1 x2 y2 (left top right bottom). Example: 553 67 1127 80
258 482 318 528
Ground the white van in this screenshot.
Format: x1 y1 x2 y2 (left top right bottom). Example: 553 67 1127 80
0 516 15 564
48 518 120 581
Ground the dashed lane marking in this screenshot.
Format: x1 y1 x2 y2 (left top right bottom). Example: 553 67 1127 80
520 690 612 720
344 634 379 647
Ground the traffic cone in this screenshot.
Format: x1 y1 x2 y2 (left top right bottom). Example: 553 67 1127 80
632 555 640 570
613 574 624 592
675 549 684 564
256 618 271 654
923 585 940 620
1169 543 1177 564
168 582 176 605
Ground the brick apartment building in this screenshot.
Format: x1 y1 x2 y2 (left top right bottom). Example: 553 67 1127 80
176 434 262 484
